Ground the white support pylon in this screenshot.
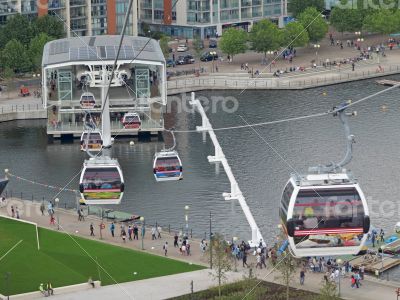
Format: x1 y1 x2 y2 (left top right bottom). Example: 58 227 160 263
190 91 264 247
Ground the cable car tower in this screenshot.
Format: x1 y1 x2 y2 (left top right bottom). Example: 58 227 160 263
280 101 370 257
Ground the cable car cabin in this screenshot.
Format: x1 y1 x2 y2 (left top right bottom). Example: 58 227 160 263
79 157 124 205
80 131 103 152
122 112 141 129
280 173 370 257
80 92 96 109
153 151 183 182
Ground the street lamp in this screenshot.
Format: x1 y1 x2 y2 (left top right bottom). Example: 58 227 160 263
140 216 145 250
337 258 343 297
313 44 320 66
210 51 217 72
184 205 189 238
267 50 274 72
381 245 386 277
233 236 238 272
54 198 60 230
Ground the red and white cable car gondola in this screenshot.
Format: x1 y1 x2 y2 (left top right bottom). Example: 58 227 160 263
80 130 103 152
122 112 141 129
280 173 369 257
80 92 96 109
279 101 370 257
79 157 124 205
153 150 183 182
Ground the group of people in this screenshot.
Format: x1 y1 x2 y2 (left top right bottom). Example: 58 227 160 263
38 282 54 297
301 256 366 290
108 222 140 241
369 228 385 247
40 201 56 225
10 205 20 219
173 233 191 256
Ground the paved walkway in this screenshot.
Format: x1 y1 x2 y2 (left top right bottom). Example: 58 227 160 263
1 199 399 299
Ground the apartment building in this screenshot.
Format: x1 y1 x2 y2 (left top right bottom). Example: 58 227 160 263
0 0 287 38
141 0 288 38
0 0 138 37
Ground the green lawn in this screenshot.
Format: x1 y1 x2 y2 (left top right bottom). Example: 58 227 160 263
0 217 204 295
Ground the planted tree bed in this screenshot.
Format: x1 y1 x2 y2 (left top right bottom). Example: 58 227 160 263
170 279 319 300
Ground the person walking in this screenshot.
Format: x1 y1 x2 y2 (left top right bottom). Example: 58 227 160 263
15 207 20 219
90 223 95 236
78 208 82 221
163 241 168 256
11 205 15 218
242 251 248 267
133 224 139 240
380 229 385 243
46 282 54 295
122 229 126 242
174 233 179 247
40 202 45 215
360 265 365 280
371 232 376 247
110 222 115 237
80 208 85 221
186 243 191 256
157 225 162 239
256 254 262 269
352 62 355 71
128 225 132 240
300 268 305 285
261 252 267 268
151 226 157 240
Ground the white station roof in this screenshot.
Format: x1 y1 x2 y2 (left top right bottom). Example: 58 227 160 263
42 35 165 67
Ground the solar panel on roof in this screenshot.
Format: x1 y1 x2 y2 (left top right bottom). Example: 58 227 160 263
89 37 96 47
50 40 69 55
122 45 135 58
99 46 106 58
133 40 154 52
69 48 79 60
105 46 116 59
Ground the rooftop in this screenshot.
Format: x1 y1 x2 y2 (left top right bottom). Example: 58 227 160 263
42 35 165 67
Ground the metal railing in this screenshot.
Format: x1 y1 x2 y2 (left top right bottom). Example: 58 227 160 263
0 103 44 114
47 118 164 132
167 64 400 92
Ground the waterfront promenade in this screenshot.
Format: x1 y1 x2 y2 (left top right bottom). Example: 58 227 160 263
0 198 398 299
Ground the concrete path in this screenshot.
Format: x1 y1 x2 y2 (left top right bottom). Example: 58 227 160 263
49 269 242 300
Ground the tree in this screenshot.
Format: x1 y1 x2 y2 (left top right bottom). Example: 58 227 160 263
206 233 232 298
2 39 31 73
0 14 34 48
314 280 340 300
298 7 328 43
330 4 365 34
283 21 309 47
159 35 170 59
220 28 247 61
288 0 325 18
32 15 65 39
274 232 298 300
29 33 53 71
249 19 283 57
192 36 204 67
363 9 400 35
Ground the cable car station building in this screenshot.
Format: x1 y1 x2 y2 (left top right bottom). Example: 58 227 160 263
42 35 166 139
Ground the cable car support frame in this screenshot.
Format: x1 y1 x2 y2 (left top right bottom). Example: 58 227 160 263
189 92 263 246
